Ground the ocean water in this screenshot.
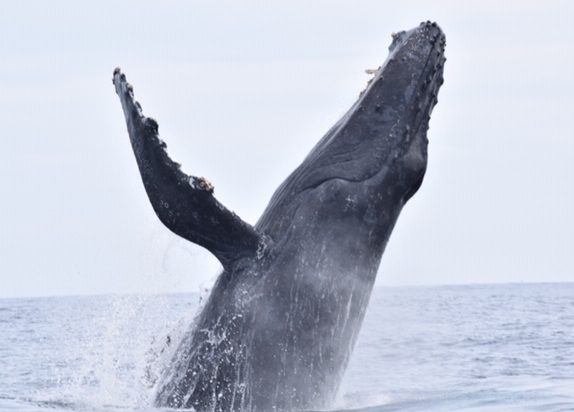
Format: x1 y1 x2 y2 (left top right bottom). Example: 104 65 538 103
1 283 573 412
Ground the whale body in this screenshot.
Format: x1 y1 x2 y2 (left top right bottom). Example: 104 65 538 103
113 21 445 412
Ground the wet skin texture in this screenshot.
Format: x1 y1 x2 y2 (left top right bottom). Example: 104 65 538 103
113 21 445 412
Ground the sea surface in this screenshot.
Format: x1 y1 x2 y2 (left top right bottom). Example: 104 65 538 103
1 283 573 412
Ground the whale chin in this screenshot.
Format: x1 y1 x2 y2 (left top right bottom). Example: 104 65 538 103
113 20 445 412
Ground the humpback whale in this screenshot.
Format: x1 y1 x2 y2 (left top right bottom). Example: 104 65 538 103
113 21 445 412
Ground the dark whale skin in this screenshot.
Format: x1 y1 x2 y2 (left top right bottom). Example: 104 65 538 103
113 21 445 412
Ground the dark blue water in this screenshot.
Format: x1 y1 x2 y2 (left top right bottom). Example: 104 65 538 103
1 283 573 411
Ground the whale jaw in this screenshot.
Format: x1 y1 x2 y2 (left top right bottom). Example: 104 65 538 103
258 21 446 243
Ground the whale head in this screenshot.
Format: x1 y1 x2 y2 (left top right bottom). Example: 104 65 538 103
257 21 446 247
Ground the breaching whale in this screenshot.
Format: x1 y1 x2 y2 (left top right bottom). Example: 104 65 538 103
113 21 445 412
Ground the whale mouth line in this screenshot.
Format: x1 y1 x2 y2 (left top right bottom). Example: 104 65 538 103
409 33 446 136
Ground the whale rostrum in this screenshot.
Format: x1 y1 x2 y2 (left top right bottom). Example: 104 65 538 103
113 21 445 412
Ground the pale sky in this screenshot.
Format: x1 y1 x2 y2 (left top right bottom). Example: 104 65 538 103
1 1 572 298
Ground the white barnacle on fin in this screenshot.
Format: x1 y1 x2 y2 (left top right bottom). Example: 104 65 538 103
197 176 214 193
189 176 214 193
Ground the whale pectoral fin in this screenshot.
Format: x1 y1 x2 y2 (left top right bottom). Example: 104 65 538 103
113 68 262 268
